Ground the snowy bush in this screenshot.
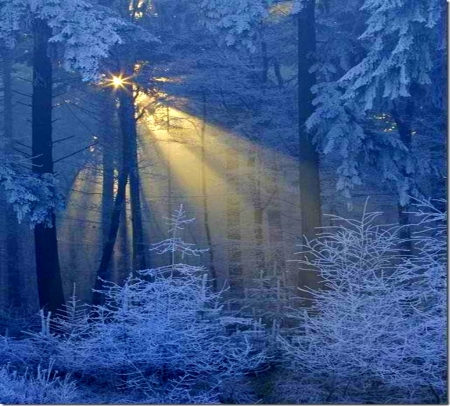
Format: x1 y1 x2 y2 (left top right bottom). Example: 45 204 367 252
26 206 267 403
45 272 265 402
0 361 77 404
0 157 64 227
278 200 447 404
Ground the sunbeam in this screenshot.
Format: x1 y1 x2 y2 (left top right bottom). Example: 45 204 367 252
135 92 303 289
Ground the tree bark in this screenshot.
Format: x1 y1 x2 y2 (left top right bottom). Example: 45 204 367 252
93 135 130 305
297 1 322 290
119 89 147 271
2 48 13 141
226 141 243 298
100 91 116 248
166 106 173 265
32 20 65 314
267 159 286 273
200 93 217 291
93 83 146 304
1 48 21 308
118 201 130 283
248 148 266 274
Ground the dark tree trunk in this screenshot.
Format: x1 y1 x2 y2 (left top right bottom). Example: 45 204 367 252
31 20 65 314
248 148 266 274
93 83 146 304
93 141 130 305
100 92 116 248
118 201 130 283
2 48 13 140
226 141 243 298
1 48 21 308
297 1 322 290
166 106 174 265
267 159 286 272
118 89 147 271
200 93 217 291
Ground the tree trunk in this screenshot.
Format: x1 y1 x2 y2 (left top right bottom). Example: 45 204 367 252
93 84 145 304
166 106 173 265
100 92 116 248
267 159 286 273
297 1 322 290
93 144 130 305
118 90 147 271
200 93 217 291
248 148 266 274
226 141 243 298
118 201 130 283
1 48 21 308
2 48 13 141
31 20 65 314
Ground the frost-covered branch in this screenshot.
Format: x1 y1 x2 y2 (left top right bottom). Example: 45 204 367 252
0 0 158 82
0 156 64 227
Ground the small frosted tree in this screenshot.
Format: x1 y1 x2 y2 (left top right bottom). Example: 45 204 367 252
150 204 208 265
278 201 446 403
26 205 266 403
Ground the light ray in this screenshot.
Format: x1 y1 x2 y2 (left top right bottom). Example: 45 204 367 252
135 93 303 283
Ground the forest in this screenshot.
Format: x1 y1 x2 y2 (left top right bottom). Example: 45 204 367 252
0 0 447 404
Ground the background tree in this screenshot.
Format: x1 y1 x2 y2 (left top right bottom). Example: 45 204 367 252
0 0 127 312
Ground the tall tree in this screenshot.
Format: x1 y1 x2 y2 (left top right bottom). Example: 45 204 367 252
0 46 21 308
247 146 266 274
0 0 126 311
96 0 159 273
266 159 285 274
31 19 65 313
99 90 117 249
226 140 243 299
200 93 217 291
118 77 147 271
93 85 132 305
296 0 322 290
200 0 323 291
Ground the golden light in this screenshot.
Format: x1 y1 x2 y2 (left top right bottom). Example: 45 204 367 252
59 90 305 300
112 75 126 88
103 74 132 89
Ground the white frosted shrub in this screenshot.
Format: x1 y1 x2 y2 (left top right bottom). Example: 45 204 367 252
278 200 446 404
27 206 266 403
